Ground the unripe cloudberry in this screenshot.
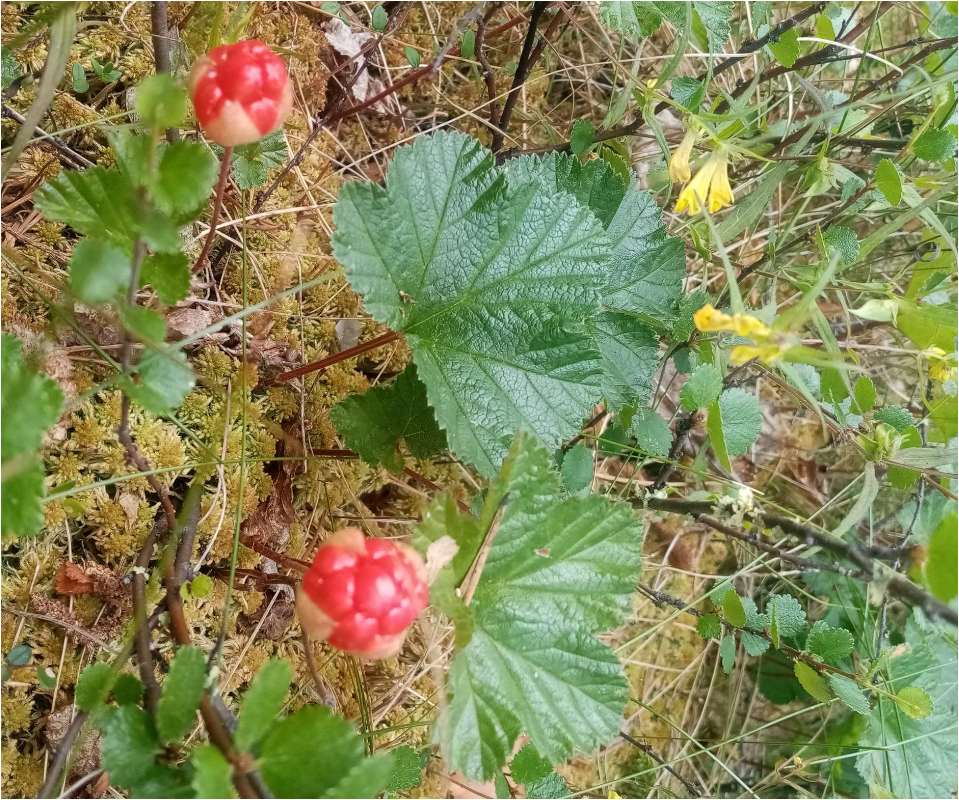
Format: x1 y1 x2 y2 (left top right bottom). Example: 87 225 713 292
296 528 429 659
188 40 293 147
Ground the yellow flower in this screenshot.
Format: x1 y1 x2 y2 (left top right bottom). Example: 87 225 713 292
675 149 734 215
668 128 697 183
694 304 771 339
730 343 786 365
927 347 957 382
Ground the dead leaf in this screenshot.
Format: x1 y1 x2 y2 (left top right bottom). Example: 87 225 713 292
165 306 219 341
117 492 140 527
323 18 396 113
54 562 95 595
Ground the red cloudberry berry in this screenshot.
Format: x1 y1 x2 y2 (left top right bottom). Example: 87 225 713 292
296 528 429 659
188 40 293 147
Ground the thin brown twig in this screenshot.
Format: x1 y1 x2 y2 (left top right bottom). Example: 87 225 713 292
191 146 233 274
475 2 505 127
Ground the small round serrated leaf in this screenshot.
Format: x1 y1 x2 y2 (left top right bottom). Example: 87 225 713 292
722 590 746 628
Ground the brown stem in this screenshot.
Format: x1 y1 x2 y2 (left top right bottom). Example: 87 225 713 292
150 1 179 143
275 330 400 382
192 146 233 274
619 731 701 797
490 2 549 153
475 2 505 127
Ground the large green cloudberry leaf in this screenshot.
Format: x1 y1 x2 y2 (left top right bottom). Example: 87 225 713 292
857 624 958 798
333 132 609 475
430 433 642 780
507 153 682 410
331 364 446 473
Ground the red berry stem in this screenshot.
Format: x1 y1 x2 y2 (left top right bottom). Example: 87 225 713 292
192 145 233 274
275 330 400 382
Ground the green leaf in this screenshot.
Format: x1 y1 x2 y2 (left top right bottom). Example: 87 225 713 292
894 685 934 720
113 673 144 705
833 463 879 536
156 646 206 743
119 305 167 344
152 141 218 216
69 238 131 305
188 573 214 599
322 752 395 798
875 406 914 432
192 745 234 799
722 590 746 627
741 631 769 656
719 635 736 673
680 364 723 411
926 512 958 603
805 620 854 663
857 626 957 797
696 613 722 639
913 128 957 162
671 290 708 342
852 375 877 413
259 706 382 798
235 658 291 752
6 644 31 666
136 73 187 129
141 252 191 305
570 119 595 156
767 26 800 67
587 312 660 411
510 743 554 784
630 407 672 457
875 159 902 205
75 662 115 711
829 674 870 715
794 661 831 703
525 772 570 799
494 773 511 799
461 29 475 59
72 61 89 92
98 705 161 788
2 46 21 91
34 167 181 252
560 444 593 493
507 151 684 327
230 130 288 190
332 132 610 475
602 2 731 49
1 334 64 462
330 365 446 473
670 77 704 110
385 745 422 792
123 348 195 417
890 445 958 469
432 432 643 780
769 602 779 648
129 764 193 799
1 334 63 539
887 425 921 490
1 461 46 539
707 388 762 468
404 46 421 68
822 225 860 264
37 665 57 689
768 594 806 639
371 4 387 31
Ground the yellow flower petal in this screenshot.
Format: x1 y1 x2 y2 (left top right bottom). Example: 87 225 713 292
675 158 717 215
707 150 734 213
668 129 696 183
693 304 731 332
730 343 784 365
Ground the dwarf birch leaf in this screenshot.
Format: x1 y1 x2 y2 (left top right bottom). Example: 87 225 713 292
680 364 723 410
829 674 871 715
795 662 831 703
806 620 854 663
431 432 642 780
331 365 446 473
630 407 672 457
333 132 610 475
156 646 206 743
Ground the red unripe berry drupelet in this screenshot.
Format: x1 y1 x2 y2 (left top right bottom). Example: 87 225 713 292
296 528 429 659
188 40 293 147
